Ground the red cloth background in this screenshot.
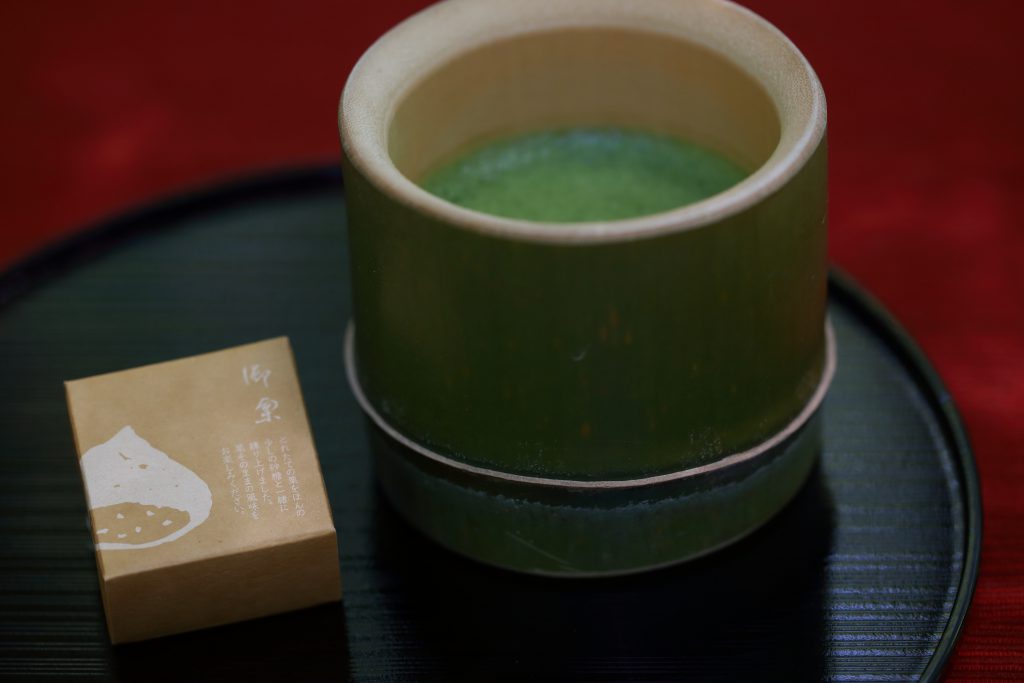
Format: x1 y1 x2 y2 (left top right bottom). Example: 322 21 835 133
2 1 1021 678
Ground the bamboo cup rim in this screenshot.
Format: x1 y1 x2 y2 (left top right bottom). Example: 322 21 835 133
340 0 826 245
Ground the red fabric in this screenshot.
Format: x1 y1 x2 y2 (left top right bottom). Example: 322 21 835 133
2 1 1021 678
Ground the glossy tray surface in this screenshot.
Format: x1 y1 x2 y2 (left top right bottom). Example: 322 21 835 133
0 169 979 681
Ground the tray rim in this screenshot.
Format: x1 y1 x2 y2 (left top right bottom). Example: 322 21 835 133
0 165 982 682
827 269 982 681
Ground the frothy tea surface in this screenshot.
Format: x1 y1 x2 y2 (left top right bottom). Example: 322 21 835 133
421 128 748 223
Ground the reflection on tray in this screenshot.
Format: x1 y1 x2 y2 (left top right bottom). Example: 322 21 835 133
366 465 835 681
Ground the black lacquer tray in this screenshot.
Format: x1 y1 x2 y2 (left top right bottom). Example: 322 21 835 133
0 168 980 681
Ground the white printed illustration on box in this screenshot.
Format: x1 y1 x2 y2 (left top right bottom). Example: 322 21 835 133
81 426 213 550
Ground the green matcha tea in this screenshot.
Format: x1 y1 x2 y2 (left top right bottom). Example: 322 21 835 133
421 127 748 223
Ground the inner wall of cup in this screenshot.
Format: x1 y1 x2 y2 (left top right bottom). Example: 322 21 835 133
388 27 782 184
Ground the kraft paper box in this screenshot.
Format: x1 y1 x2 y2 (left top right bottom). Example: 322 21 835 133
65 337 341 644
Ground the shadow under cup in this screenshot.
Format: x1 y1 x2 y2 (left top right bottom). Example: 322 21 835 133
340 0 830 575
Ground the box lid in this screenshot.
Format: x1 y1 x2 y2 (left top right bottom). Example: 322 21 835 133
65 337 340 641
